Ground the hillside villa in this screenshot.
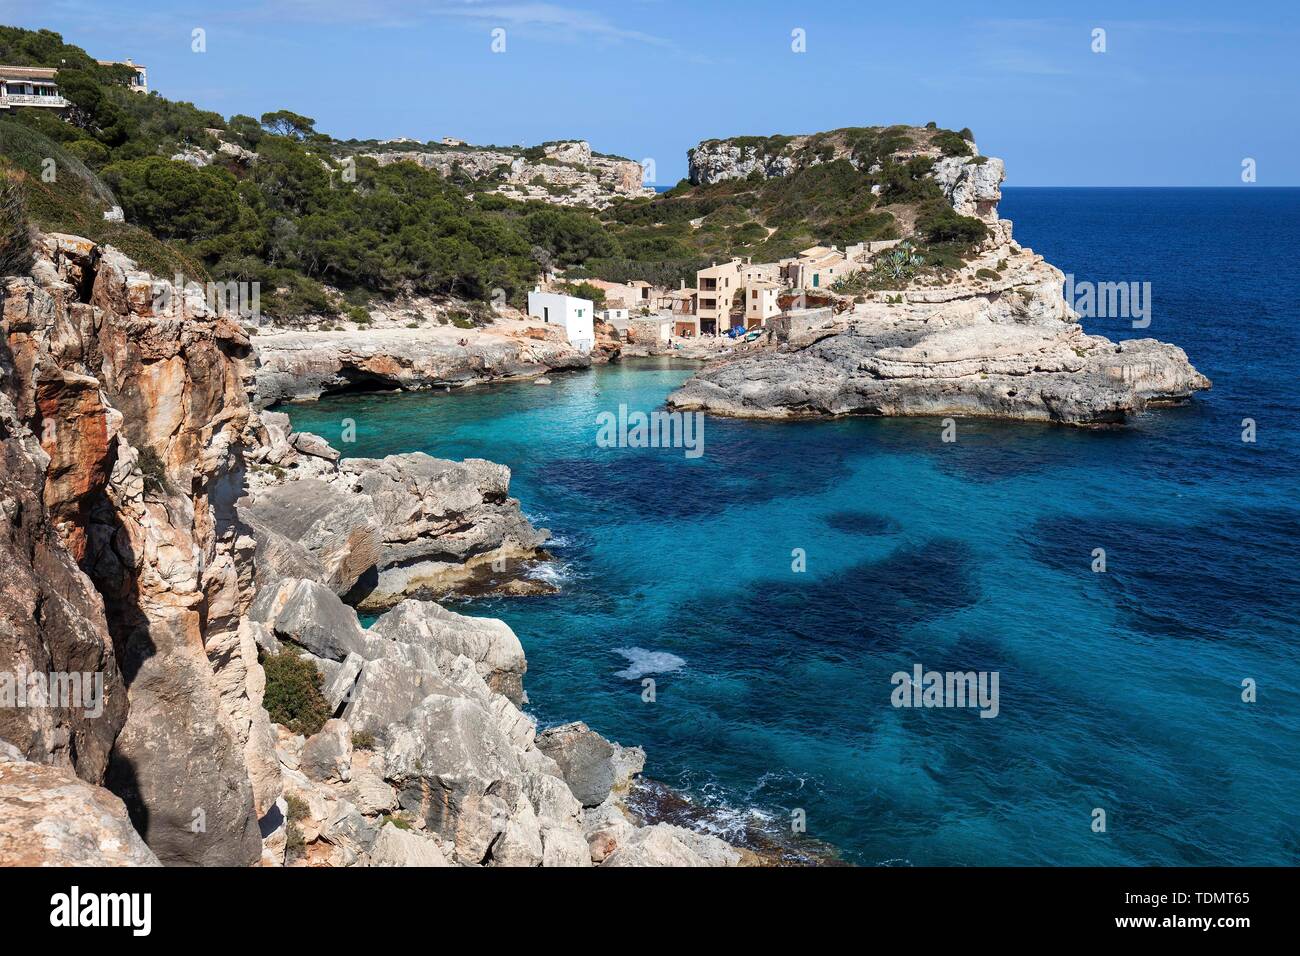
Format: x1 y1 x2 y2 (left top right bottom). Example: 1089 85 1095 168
96 59 149 94
0 66 66 109
0 57 148 110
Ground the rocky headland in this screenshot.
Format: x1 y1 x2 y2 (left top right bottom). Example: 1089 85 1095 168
0 233 744 868
670 141 1209 426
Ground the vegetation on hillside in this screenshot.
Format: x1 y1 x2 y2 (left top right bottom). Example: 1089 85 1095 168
0 26 992 314
598 124 989 279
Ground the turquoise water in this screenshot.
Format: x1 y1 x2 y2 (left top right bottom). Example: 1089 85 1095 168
285 188 1300 865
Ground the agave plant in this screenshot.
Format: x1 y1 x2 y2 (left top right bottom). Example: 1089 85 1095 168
879 243 924 281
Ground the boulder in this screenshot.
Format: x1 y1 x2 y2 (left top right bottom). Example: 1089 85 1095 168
241 478 381 596
249 578 371 661
0 745 160 866
342 652 463 740
322 652 365 710
487 797 544 867
542 827 594 867
369 599 527 704
534 721 635 807
601 823 739 867
384 692 523 863
369 823 450 867
300 718 353 783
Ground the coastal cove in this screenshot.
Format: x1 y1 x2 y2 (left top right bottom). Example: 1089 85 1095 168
281 185 1300 867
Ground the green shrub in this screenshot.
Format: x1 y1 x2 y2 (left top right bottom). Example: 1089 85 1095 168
916 199 988 246
559 280 605 306
285 793 308 857
931 131 972 157
976 268 999 280
262 648 331 735
135 446 168 493
351 731 376 750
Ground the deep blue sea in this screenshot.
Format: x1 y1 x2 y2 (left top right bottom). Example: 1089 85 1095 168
285 188 1300 865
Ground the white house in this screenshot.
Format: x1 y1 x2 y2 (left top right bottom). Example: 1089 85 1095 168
527 289 595 352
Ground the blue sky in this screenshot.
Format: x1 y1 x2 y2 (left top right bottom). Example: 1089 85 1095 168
5 0 1298 185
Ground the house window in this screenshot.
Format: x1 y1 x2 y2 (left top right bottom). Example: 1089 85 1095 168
543 307 549 323
813 274 820 287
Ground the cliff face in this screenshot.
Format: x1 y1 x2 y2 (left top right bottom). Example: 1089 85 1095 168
363 139 653 209
1 235 273 865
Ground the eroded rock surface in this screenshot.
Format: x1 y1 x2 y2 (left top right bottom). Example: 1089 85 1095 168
2 235 274 865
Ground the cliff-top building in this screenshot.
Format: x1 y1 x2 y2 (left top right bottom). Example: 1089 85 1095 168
97 59 149 94
0 66 68 109
0 58 148 110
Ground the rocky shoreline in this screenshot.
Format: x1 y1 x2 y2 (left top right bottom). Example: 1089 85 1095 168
251 324 606 408
0 233 746 867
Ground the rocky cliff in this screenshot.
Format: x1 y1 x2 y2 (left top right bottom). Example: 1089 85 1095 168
363 139 654 209
2 234 270 865
687 125 978 187
0 233 742 868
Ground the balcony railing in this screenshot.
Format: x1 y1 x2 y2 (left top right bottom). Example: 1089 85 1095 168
0 93 70 107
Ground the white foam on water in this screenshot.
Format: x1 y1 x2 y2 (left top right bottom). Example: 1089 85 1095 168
525 561 570 586
613 646 686 679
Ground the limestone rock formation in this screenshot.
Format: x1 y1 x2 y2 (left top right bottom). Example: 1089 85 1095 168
0 743 160 866
2 234 273 865
669 246 1210 426
242 433 552 610
241 477 382 596
361 139 653 209
535 721 645 807
0 230 744 869
368 599 527 704
251 326 595 407
0 393 126 781
338 453 550 611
